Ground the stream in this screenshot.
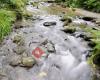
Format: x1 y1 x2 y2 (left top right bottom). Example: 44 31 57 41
0 0 95 80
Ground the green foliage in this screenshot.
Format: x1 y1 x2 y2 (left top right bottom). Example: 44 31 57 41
55 0 64 2
83 0 100 13
83 27 100 68
0 0 28 11
55 0 100 13
83 27 100 54
0 9 16 41
0 0 28 41
9 0 27 9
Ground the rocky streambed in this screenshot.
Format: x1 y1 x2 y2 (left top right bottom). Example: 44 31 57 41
0 0 100 80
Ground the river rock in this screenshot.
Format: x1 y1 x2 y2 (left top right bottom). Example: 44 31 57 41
14 21 25 29
43 22 56 27
82 16 95 21
45 42 55 52
63 19 72 26
0 69 7 80
95 19 100 26
47 0 55 3
13 34 25 45
88 41 96 47
62 26 76 33
32 16 42 21
9 55 21 66
76 32 93 41
13 46 25 55
93 53 100 67
60 16 72 22
21 57 35 68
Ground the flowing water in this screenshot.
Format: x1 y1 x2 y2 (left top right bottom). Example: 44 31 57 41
0 0 93 80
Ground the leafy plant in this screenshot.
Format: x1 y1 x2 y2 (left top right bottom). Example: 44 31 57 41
0 9 16 40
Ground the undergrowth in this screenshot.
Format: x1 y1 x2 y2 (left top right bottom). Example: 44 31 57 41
0 9 16 41
0 0 28 42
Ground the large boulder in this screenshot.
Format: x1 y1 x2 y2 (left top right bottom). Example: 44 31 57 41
43 22 56 27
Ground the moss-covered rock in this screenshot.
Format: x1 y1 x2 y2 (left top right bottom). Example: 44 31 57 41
60 16 72 22
31 2 38 7
88 41 96 47
62 26 76 33
93 53 100 67
21 57 36 68
13 34 25 45
23 11 33 19
95 19 100 26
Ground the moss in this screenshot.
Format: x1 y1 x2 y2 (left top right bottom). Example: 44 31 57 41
60 16 72 22
31 2 38 7
9 0 27 9
22 10 33 19
63 26 76 33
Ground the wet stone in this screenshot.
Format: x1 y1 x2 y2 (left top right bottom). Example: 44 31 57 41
45 42 55 52
62 26 76 34
14 21 26 29
21 57 36 68
82 16 95 21
95 19 100 26
75 32 93 41
93 54 100 67
47 0 55 3
60 16 72 22
43 22 56 27
13 35 25 46
63 19 72 26
13 46 26 55
88 41 96 47
0 69 6 76
0 69 7 80
9 55 21 67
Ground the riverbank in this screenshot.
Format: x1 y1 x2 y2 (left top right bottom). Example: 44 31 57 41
0 0 33 42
